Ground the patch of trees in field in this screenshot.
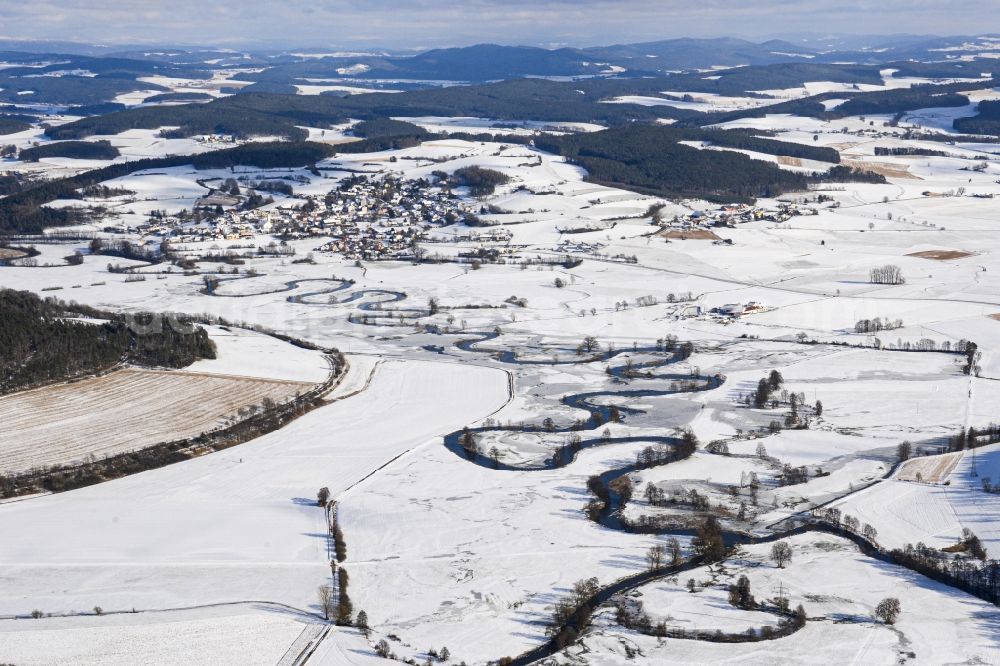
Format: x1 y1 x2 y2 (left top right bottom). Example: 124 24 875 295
854 317 904 334
448 166 510 196
351 118 428 138
142 91 214 104
0 288 216 394
89 238 161 263
820 166 887 184
65 102 127 117
80 184 136 199
869 264 905 285
874 146 948 157
19 140 120 162
335 134 428 153
741 369 821 432
954 100 1000 136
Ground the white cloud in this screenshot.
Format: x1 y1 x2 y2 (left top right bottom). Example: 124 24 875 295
0 0 996 49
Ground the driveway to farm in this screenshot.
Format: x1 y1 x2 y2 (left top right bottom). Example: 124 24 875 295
0 356 509 617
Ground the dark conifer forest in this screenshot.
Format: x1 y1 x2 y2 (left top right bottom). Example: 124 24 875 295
0 289 216 394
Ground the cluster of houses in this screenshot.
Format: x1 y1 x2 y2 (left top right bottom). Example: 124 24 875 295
193 134 238 146
311 176 478 260
662 202 812 230
710 301 769 317
663 301 770 322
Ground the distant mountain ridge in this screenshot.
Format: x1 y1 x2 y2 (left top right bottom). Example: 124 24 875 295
235 36 1000 83
580 37 816 70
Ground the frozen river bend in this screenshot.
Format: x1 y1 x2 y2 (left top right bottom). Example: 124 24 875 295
0 357 510 616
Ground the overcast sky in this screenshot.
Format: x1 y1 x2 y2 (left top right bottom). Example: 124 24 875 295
1 0 998 50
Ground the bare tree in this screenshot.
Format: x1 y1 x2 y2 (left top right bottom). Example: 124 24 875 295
666 537 682 566
897 441 912 462
862 523 878 543
770 541 793 568
646 543 666 571
356 610 369 638
318 583 336 621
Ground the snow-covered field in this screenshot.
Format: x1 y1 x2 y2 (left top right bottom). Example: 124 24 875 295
0 357 507 617
0 607 314 666
576 533 1000 665
0 367 312 473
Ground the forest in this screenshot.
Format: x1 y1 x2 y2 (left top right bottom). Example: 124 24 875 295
953 100 1000 136
0 115 31 135
0 289 216 395
0 75 166 106
19 140 121 162
46 99 316 141
535 126 809 202
141 92 214 104
42 66 990 146
46 81 691 141
534 125 872 202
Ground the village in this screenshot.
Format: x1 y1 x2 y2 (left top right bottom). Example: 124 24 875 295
161 174 483 261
